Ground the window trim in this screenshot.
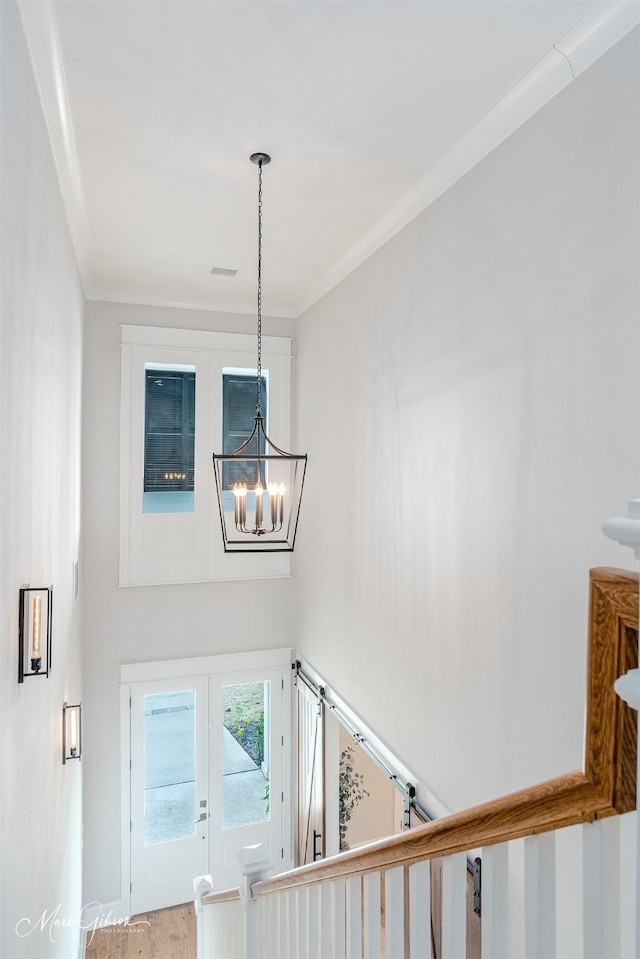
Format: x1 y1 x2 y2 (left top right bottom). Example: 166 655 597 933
119 325 293 586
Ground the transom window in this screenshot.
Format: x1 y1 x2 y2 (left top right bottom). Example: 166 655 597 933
221 371 267 490
120 325 292 585
144 367 196 514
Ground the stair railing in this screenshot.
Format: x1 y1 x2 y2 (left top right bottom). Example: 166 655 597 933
196 568 638 959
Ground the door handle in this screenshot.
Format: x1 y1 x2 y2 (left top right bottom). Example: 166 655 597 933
194 812 207 823
313 829 322 861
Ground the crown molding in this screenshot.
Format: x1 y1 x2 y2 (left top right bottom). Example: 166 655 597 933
17 0 94 293
87 285 298 320
294 2 640 317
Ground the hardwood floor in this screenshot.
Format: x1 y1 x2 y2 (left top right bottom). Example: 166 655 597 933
84 902 196 959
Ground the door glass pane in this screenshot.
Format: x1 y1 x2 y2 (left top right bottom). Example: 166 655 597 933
144 690 196 844
222 682 270 829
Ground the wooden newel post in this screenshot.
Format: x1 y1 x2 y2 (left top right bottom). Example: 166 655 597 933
614 668 640 959
238 843 274 959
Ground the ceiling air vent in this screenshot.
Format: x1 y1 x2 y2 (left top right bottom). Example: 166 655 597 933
210 266 238 277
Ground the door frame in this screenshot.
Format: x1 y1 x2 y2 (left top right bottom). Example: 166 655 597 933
119 647 293 916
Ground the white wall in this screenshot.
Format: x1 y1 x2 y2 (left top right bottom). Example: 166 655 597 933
81 300 297 906
0 4 84 957
294 29 640 815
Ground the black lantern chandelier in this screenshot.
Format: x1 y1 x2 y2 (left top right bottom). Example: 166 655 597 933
212 153 307 552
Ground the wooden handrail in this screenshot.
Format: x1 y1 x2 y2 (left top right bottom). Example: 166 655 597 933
201 887 241 907
254 568 638 897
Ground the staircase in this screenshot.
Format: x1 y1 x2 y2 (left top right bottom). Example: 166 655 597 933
195 569 639 958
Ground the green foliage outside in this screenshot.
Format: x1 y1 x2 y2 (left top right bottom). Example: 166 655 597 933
223 682 265 766
339 742 369 851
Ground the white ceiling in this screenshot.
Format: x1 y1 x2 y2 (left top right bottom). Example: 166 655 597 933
20 1 640 318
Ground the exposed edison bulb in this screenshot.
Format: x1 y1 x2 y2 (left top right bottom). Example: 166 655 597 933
69 709 78 752
32 596 42 658
232 482 248 527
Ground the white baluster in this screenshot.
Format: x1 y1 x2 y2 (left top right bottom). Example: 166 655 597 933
441 852 466 958
363 872 382 958
582 820 605 959
553 818 622 959
346 875 362 959
286 889 297 959
599 816 622 959
333 878 346 959
257 894 268 959
298 885 309 959
319 882 333 959
554 823 583 959
269 892 279 959
507 838 525 958
620 811 637 959
276 891 284 958
409 860 431 959
308 884 320 959
524 832 556 958
278 891 289 959
385 866 405 959
481 843 508 959
268 892 276 959
614 667 640 959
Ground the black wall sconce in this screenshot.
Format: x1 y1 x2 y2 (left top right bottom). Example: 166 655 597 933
18 586 52 682
62 702 82 763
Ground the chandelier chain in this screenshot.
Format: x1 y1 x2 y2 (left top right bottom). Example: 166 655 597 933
256 158 263 416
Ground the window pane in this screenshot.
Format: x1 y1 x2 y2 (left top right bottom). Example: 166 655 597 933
222 373 267 490
143 369 195 513
144 690 196 845
222 682 270 829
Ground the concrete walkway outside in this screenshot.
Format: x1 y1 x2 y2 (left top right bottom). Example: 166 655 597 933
144 702 269 844
222 726 269 829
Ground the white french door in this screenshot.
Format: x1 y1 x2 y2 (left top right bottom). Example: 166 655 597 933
125 650 291 915
130 676 209 914
209 667 286 890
